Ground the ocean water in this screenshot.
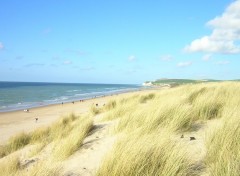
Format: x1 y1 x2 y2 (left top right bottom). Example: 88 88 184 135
0 82 142 112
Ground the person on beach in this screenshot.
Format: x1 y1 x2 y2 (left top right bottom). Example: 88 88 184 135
24 109 29 112
35 118 38 122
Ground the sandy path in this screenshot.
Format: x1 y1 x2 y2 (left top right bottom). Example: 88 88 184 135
176 119 222 176
62 119 116 176
179 123 206 173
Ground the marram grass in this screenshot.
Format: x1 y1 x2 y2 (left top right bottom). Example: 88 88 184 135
205 107 240 176
0 113 79 158
0 113 93 176
1 82 240 176
97 82 240 176
97 130 197 176
52 115 93 161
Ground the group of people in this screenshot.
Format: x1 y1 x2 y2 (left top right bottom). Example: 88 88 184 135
61 99 85 105
23 98 88 124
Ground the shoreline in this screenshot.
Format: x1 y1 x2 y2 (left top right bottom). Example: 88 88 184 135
0 88 157 145
0 87 144 113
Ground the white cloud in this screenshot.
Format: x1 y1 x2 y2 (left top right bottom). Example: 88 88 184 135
0 42 4 50
184 0 240 54
215 60 230 65
128 55 136 61
177 61 192 67
161 55 173 61
202 54 212 61
63 60 72 65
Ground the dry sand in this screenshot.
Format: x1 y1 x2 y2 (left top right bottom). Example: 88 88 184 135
62 119 117 175
0 90 150 145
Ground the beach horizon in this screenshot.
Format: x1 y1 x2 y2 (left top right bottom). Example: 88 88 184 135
0 81 142 113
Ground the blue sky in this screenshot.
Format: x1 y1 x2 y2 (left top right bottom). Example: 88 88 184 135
0 0 240 84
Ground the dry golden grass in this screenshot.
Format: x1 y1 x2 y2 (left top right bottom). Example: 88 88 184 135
205 108 240 176
139 93 155 103
52 115 93 161
27 143 46 158
0 132 31 158
0 113 93 175
97 130 198 176
90 104 101 115
102 95 139 121
97 82 240 176
0 113 79 158
1 82 240 176
104 99 117 111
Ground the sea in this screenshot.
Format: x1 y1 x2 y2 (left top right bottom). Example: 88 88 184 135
0 81 142 112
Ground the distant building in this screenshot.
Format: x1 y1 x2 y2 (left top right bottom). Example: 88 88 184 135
142 82 153 86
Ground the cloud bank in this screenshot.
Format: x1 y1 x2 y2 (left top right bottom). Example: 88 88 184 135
184 0 240 54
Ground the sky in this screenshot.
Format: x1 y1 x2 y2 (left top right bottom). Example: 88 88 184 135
0 0 240 84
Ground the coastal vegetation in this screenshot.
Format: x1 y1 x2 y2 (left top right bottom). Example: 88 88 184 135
0 82 240 175
145 78 226 87
97 82 240 176
0 113 93 175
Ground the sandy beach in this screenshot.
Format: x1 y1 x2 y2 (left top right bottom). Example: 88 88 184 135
0 90 150 145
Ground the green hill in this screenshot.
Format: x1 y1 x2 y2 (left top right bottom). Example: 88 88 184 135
147 79 222 87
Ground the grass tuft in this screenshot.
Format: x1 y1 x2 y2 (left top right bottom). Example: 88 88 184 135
9 132 31 151
90 104 101 115
52 115 93 161
0 132 31 157
104 99 117 111
205 108 240 176
0 113 79 158
139 93 155 103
